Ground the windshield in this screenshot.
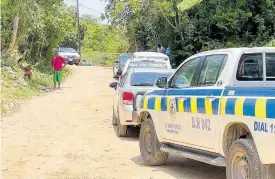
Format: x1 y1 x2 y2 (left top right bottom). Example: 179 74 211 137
131 72 172 86
120 55 132 64
127 61 167 70
59 47 77 53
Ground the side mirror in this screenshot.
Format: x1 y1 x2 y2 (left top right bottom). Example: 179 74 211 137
114 60 119 63
116 70 122 76
109 82 118 89
155 77 167 88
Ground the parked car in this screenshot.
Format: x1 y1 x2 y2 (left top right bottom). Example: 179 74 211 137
119 58 172 77
113 53 133 78
58 47 80 65
134 47 275 179
109 68 173 137
133 52 170 63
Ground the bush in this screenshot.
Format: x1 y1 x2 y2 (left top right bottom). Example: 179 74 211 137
1 62 72 116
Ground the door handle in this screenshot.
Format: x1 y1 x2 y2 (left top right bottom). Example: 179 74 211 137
206 96 216 102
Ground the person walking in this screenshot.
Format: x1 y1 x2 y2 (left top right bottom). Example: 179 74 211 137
52 50 66 89
157 44 162 52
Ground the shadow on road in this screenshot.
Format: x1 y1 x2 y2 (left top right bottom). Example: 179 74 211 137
112 125 140 142
131 155 226 179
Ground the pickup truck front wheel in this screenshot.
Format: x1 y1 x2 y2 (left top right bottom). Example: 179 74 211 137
226 139 264 179
139 119 168 166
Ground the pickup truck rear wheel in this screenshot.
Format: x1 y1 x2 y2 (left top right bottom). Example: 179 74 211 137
139 119 168 166
226 139 264 179
112 108 117 126
116 117 127 137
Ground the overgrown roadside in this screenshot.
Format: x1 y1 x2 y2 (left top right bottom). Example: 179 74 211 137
1 59 72 116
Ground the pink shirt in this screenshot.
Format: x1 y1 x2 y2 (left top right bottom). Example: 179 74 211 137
52 56 65 71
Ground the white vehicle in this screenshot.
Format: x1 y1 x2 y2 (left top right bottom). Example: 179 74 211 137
120 58 172 76
109 68 173 137
133 52 170 61
134 47 275 179
113 53 133 78
58 47 80 65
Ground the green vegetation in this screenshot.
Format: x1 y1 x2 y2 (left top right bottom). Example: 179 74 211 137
106 0 275 67
81 20 129 66
1 0 75 115
1 0 128 115
1 62 72 115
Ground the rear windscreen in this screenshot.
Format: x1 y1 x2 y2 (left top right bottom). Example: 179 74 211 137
120 55 132 64
127 61 167 70
130 72 172 86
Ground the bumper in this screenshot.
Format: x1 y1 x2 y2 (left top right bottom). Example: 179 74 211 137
132 111 139 123
119 104 139 126
66 58 80 64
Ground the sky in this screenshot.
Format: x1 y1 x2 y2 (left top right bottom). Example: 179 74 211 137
64 0 107 17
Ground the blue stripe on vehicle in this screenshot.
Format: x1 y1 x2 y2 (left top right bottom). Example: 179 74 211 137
161 96 167 111
147 97 155 110
225 98 237 115
212 98 220 115
197 98 205 114
185 98 191 112
266 99 275 119
224 88 275 97
146 89 223 97
243 98 256 117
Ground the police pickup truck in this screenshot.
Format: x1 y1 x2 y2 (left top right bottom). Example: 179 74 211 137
134 48 275 179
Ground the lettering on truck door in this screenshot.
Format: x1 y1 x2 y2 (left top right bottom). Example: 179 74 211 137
182 54 227 149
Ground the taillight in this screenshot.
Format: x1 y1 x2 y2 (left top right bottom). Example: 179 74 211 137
122 92 133 105
120 74 126 80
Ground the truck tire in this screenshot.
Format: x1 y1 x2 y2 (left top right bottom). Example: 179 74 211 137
112 108 117 126
226 139 265 179
139 119 168 166
116 117 127 137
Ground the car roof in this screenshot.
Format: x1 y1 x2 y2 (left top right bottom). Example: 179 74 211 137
194 47 275 56
130 58 168 62
128 68 173 73
120 53 133 56
133 52 168 58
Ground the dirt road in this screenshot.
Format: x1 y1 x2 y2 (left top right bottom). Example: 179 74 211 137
1 66 226 179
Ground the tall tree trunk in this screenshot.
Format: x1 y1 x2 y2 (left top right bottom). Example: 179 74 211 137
7 14 20 54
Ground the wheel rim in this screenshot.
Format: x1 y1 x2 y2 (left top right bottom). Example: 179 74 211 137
144 129 153 153
231 151 250 179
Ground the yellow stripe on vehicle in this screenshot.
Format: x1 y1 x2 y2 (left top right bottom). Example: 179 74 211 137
178 98 184 112
220 98 227 115
154 96 161 112
167 96 171 110
190 97 198 113
255 98 267 118
143 96 149 109
235 98 246 116
205 98 213 115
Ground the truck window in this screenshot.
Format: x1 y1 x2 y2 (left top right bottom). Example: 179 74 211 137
266 53 275 81
197 54 227 86
236 53 263 81
170 57 201 88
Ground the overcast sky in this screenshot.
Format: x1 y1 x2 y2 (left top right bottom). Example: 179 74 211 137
64 0 107 17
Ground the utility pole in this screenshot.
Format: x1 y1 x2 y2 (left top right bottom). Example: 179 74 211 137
76 0 81 58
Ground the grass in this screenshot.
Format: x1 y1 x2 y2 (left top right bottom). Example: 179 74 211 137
1 60 72 116
81 48 119 67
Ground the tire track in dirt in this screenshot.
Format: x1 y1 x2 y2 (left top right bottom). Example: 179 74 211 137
1 66 226 179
